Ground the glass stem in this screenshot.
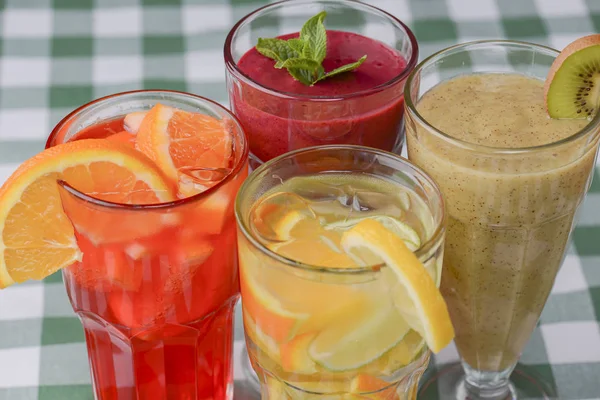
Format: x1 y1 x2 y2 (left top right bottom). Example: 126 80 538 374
458 362 516 400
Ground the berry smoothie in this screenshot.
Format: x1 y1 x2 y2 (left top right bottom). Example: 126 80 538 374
230 30 409 162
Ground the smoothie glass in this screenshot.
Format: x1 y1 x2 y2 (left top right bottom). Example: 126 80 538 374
235 145 446 399
224 0 418 167
47 91 249 399
405 41 600 399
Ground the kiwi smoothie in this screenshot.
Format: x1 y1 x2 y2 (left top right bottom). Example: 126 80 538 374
406 73 598 372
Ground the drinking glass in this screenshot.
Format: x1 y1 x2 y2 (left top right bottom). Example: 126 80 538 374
405 41 600 399
224 0 418 167
235 145 446 399
47 91 249 399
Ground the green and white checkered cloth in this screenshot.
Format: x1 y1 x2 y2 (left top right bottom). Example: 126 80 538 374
0 0 599 399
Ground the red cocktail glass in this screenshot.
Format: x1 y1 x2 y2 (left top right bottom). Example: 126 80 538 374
46 90 249 400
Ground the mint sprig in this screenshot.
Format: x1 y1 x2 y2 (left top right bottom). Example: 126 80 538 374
255 11 367 86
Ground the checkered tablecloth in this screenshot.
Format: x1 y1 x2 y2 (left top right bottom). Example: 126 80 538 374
0 0 599 399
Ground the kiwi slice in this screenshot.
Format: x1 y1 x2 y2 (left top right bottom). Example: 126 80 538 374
544 34 600 119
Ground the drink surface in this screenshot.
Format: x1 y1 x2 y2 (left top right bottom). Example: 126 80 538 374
238 31 406 96
407 73 597 372
416 73 588 147
231 31 407 162
239 173 441 398
63 113 244 399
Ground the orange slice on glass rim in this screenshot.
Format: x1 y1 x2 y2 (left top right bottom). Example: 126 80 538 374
0 139 175 289
135 104 233 198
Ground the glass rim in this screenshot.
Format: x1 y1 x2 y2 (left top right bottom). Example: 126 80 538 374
223 0 419 101
235 144 446 275
404 39 600 155
46 89 249 211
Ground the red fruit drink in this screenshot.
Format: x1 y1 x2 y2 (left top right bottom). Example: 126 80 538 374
47 91 249 400
225 1 418 164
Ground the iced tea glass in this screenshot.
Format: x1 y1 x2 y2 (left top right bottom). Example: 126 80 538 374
47 91 249 400
235 145 446 399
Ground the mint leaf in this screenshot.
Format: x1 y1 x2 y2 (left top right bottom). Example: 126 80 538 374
316 55 367 83
256 38 299 63
254 12 366 86
274 57 319 70
275 58 324 86
288 67 323 86
287 38 305 54
299 11 327 64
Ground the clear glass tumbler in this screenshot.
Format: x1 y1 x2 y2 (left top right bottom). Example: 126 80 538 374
235 145 446 399
405 41 600 399
47 91 249 399
224 0 418 167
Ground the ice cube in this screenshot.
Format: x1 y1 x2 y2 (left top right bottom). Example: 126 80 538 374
123 111 147 133
178 167 232 198
249 191 316 243
179 166 231 186
288 178 344 202
349 190 404 218
352 191 390 211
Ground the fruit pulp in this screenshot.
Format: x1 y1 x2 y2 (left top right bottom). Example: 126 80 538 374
407 73 595 372
62 115 245 400
231 30 408 162
238 173 442 399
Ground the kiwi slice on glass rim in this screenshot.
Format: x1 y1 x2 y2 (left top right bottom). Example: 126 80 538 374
544 34 600 119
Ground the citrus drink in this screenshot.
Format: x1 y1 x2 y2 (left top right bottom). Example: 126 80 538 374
0 91 249 399
235 146 453 399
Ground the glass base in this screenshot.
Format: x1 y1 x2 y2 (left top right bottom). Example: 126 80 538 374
418 363 558 400
241 347 262 395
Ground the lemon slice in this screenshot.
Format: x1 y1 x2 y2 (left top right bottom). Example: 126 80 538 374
239 234 364 343
341 219 454 353
363 330 425 375
266 209 356 269
280 332 319 374
273 210 310 241
308 297 410 372
325 215 420 251
243 310 281 365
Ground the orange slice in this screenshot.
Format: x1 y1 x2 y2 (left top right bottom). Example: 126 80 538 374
135 104 233 197
106 130 136 147
239 241 365 344
0 139 175 288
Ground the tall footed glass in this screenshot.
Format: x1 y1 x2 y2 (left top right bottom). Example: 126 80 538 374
404 41 600 399
235 146 447 399
46 91 249 399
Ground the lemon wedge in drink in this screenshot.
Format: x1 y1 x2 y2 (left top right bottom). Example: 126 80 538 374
364 330 426 375
341 219 454 353
308 297 410 372
325 215 421 251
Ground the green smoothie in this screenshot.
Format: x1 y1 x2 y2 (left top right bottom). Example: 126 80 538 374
406 73 597 372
